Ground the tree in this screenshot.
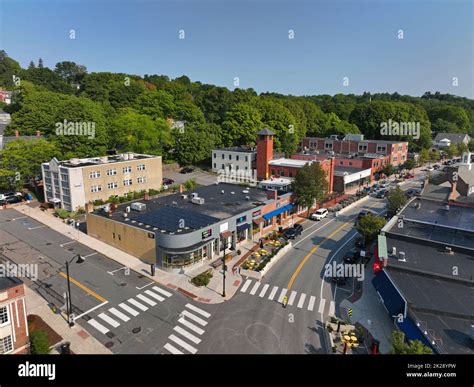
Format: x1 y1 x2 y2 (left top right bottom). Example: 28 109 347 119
390 331 433 354
457 142 468 155
445 144 458 159
387 187 408 215
402 159 416 171
0 51 22 88
292 163 328 216
54 61 87 84
221 103 262 146
427 105 470 133
356 214 387 243
382 164 396 177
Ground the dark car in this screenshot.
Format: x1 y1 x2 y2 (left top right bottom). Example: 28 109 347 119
331 276 348 285
343 248 361 264
355 235 366 249
375 189 387 199
162 178 175 185
283 224 303 239
180 167 194 174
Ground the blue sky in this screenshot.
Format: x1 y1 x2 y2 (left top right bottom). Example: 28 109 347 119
1 0 472 97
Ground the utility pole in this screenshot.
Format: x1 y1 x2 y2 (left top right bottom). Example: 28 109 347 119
221 234 226 298
65 254 85 327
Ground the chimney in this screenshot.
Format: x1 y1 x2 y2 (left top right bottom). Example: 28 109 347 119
449 181 458 201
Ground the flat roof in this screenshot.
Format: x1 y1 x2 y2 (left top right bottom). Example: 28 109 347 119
304 136 408 145
269 158 311 168
333 166 370 176
0 277 23 291
213 147 256 153
49 153 158 168
95 183 269 234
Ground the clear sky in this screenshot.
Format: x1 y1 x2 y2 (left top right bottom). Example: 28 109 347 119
1 0 473 98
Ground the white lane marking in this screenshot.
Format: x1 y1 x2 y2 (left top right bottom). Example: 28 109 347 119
287 290 297 306
240 279 252 293
169 334 198 354
278 288 288 303
178 318 205 335
182 310 207 326
152 286 172 298
328 301 336 316
109 307 130 322
145 290 165 302
74 301 109 320
119 303 139 316
136 294 157 306
60 240 76 247
98 313 120 328
318 298 326 314
83 252 97 258
293 218 336 247
164 343 183 354
107 267 127 275
258 284 269 298
185 304 211 318
127 298 148 311
88 319 109 334
28 225 45 230
307 296 316 311
249 282 261 295
268 286 279 300
297 293 307 309
174 326 201 344
136 282 153 290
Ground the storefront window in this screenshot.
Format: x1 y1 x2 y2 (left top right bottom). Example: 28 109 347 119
263 218 272 228
162 248 204 268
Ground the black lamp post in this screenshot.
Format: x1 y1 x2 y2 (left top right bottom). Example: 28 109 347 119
65 254 85 327
220 234 226 298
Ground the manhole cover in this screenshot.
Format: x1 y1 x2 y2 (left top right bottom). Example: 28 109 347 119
119 283 127 287
132 327 141 334
105 342 114 348
46 242 52 245
68 248 74 251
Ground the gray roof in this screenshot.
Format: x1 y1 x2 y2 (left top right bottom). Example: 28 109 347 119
214 147 256 154
257 127 275 136
434 132 470 143
458 166 474 186
0 277 23 291
421 182 451 201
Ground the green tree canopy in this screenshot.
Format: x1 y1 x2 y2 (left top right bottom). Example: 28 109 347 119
292 163 328 216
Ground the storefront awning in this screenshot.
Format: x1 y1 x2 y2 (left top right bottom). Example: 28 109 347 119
220 230 232 239
253 218 265 224
262 204 294 220
237 223 250 232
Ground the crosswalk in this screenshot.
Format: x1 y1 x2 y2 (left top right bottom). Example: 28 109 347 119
163 304 211 355
239 278 336 316
87 285 173 335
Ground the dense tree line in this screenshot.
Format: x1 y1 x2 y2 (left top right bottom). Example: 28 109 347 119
0 50 473 189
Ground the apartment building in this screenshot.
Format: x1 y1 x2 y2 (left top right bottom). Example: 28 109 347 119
0 278 29 354
42 153 162 211
212 147 256 173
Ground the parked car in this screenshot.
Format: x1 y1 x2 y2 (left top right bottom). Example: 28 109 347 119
355 235 366 249
162 178 175 185
331 276 348 285
310 208 328 221
343 248 361 264
180 167 194 174
357 209 372 220
283 224 303 239
433 164 441 170
375 189 388 199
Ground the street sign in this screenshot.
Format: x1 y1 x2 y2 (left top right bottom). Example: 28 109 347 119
348 308 353 317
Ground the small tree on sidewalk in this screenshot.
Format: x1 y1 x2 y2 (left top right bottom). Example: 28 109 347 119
292 163 328 216
356 214 387 244
390 331 432 354
387 187 408 216
29 330 51 354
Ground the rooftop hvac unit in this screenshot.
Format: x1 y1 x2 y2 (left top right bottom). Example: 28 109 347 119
190 192 199 199
123 213 128 218
191 197 205 205
221 190 225 194
122 153 129 160
391 246 397 256
398 251 406 262
231 191 235 195
445 205 450 211
445 246 453 254
126 206 131 213
245 196 250 200
128 153 134 159
130 202 146 212
171 201 178 207
181 194 188 200
242 190 249 194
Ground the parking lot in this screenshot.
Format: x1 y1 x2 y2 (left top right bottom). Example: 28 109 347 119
162 169 218 187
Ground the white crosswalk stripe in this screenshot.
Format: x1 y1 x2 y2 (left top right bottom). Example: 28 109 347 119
259 284 269 298
268 286 279 300
182 310 207 326
88 319 109 334
109 307 130 322
136 294 157 306
119 302 139 316
127 298 148 311
297 293 307 309
169 334 198 354
185 304 211 318
249 281 261 295
178 318 205 335
164 343 184 354
145 290 165 302
307 296 316 312
278 288 288 303
174 326 201 344
98 313 120 328
318 298 326 314
152 286 173 298
328 301 335 316
240 279 252 293
287 291 297 306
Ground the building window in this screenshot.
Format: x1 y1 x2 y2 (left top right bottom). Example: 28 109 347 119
229 154 232 160
90 185 102 193
221 164 224 170
60 174 69 182
280 171 285 177
107 182 118 189
89 171 101 179
0 335 13 354
271 169 276 175
221 154 224 159
402 155 406 160
349 162 353 166
213 153 216 159
358 144 368 152
289 171 293 178
213 163 216 169
137 164 146 171
137 176 147 184
124 179 132 186
123 166 132 173
0 306 9 325
245 156 248 162
393 156 398 162
236 155 239 161
376 145 386 153
107 169 117 176
325 142 333 150
236 166 239 171
263 218 272 228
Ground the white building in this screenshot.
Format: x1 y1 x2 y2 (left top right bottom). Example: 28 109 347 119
212 147 256 173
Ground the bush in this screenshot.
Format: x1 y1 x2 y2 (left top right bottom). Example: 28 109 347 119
93 199 105 206
29 330 51 354
191 270 213 287
148 188 160 196
54 209 71 220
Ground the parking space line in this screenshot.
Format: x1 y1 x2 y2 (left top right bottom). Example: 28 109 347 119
59 241 76 247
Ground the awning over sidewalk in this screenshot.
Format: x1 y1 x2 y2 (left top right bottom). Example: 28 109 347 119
253 218 265 224
236 223 250 232
262 204 294 220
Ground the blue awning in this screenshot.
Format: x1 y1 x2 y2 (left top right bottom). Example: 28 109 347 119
263 204 294 220
237 223 250 232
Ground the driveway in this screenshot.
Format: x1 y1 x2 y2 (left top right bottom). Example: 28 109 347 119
163 170 218 187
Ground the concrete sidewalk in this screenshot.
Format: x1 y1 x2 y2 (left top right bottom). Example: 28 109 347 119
25 286 112 354
16 205 249 304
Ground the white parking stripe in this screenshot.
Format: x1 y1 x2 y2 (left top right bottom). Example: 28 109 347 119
169 334 198 354
98 313 120 328
297 293 307 309
145 290 165 302
178 318 205 335
174 326 201 344
288 291 297 306
152 286 172 298
268 286 279 300
164 343 183 354
109 307 130 322
136 294 157 306
240 279 252 293
249 282 261 295
88 319 109 334
318 298 326 314
278 288 288 303
307 296 316 311
185 304 211 318
182 310 207 326
259 284 269 298
127 298 148 311
328 301 336 316
119 303 139 316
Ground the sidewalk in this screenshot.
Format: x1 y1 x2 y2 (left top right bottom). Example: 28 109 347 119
15 205 250 304
25 286 112 354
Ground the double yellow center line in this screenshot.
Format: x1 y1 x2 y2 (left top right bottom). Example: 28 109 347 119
286 220 352 290
59 271 107 303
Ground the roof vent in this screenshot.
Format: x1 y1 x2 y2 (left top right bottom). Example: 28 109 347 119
445 246 453 254
191 196 205 205
130 202 146 212
242 190 249 194
123 213 128 218
445 205 450 211
398 251 406 262
245 196 250 200
391 246 397 256
221 190 225 194
126 206 130 213
171 201 178 207
191 192 199 199
231 192 235 195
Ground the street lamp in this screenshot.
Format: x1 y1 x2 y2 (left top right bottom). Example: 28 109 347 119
65 254 85 327
219 234 226 298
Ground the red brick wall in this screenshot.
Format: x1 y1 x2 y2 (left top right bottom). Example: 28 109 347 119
257 135 273 180
2 283 29 353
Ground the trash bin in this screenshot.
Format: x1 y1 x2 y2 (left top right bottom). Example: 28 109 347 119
60 342 71 355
